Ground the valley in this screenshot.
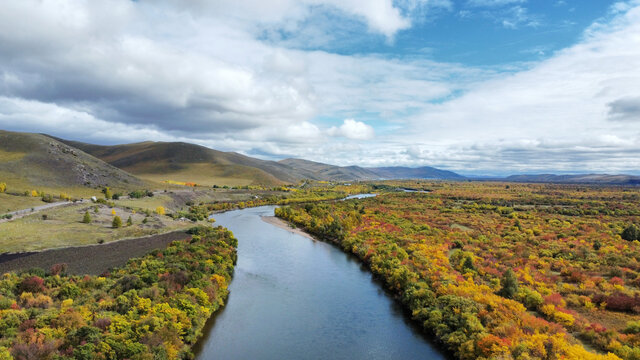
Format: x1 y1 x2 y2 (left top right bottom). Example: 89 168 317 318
2 130 640 360
2 2 637 359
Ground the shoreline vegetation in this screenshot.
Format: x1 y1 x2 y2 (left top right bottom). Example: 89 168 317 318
4 180 640 359
0 182 375 254
0 182 379 360
0 226 237 359
275 182 640 360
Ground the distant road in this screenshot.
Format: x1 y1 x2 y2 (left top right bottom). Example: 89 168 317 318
0 199 87 224
1 189 170 223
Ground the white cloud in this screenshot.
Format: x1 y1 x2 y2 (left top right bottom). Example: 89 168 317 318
0 0 478 154
377 1 640 172
500 6 541 28
150 0 414 38
0 0 639 174
467 0 526 7
328 119 375 140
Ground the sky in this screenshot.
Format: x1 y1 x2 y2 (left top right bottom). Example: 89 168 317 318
0 0 639 175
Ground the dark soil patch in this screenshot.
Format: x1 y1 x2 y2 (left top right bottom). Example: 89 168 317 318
0 231 190 276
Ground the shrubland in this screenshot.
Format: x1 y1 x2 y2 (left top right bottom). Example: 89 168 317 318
0 226 236 359
276 182 640 360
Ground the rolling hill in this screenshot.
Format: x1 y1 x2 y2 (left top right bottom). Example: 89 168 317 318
53 137 467 184
55 139 303 186
278 158 380 181
19 130 635 186
369 166 466 180
278 159 466 181
0 130 145 192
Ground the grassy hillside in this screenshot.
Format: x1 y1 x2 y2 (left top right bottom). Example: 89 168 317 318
57 139 302 186
0 202 192 253
279 158 379 181
370 166 466 180
280 158 466 181
0 130 145 196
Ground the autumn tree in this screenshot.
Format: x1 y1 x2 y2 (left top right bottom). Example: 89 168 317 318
0 182 6 193
102 187 112 200
498 269 518 299
112 216 122 228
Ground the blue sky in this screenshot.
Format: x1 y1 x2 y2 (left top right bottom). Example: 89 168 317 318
0 0 639 175
277 1 613 65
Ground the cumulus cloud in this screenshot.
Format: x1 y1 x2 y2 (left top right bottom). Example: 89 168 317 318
328 119 375 140
377 1 640 173
0 0 459 143
0 0 475 153
0 0 639 174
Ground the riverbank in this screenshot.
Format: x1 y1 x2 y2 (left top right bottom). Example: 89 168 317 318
196 205 444 359
260 215 317 240
0 226 236 359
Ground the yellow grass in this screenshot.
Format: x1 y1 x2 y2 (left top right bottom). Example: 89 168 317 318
137 163 280 187
0 150 26 162
114 194 175 211
0 193 46 213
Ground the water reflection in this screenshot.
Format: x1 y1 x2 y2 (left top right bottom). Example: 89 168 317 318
196 205 445 360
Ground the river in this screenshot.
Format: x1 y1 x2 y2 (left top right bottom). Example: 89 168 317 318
195 200 445 360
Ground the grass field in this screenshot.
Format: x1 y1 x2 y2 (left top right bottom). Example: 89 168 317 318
0 170 158 200
0 202 195 253
114 188 287 212
0 193 47 213
0 186 290 253
138 163 281 187
0 131 149 196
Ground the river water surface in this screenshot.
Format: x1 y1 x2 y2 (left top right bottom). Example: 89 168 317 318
195 201 445 360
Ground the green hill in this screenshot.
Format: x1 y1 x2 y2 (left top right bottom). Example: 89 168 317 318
279 158 466 181
55 139 302 186
278 158 380 181
0 130 145 194
369 166 466 180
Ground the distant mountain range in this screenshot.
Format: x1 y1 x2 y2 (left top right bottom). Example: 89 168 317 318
56 137 468 184
371 166 466 180
503 174 640 185
1 130 638 189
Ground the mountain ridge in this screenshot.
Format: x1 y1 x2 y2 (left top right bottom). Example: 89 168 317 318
53 138 301 186
19 130 637 186
0 130 145 191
